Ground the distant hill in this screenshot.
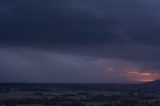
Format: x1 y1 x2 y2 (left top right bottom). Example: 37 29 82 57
143 80 160 87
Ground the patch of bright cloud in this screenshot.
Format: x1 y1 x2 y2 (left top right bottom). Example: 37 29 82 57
126 71 160 82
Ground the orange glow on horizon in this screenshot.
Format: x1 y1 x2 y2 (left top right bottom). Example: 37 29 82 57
126 71 160 82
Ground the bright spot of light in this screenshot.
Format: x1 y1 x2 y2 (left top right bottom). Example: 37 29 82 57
108 67 113 71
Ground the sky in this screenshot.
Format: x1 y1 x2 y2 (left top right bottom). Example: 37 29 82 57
0 0 160 83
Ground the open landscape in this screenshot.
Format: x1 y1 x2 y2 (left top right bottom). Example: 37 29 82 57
0 80 160 106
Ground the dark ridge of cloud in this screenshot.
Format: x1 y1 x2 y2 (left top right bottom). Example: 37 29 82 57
0 0 160 46
0 0 160 64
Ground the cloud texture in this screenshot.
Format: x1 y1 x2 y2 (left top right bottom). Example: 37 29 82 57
0 0 160 83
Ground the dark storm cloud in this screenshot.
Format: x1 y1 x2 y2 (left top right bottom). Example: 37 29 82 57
0 0 160 45
0 0 160 82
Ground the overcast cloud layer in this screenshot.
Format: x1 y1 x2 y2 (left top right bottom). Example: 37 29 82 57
0 0 160 83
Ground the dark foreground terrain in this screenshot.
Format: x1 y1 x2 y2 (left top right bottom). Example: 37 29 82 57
0 80 160 106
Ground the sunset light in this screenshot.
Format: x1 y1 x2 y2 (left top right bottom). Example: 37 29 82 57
126 71 160 82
